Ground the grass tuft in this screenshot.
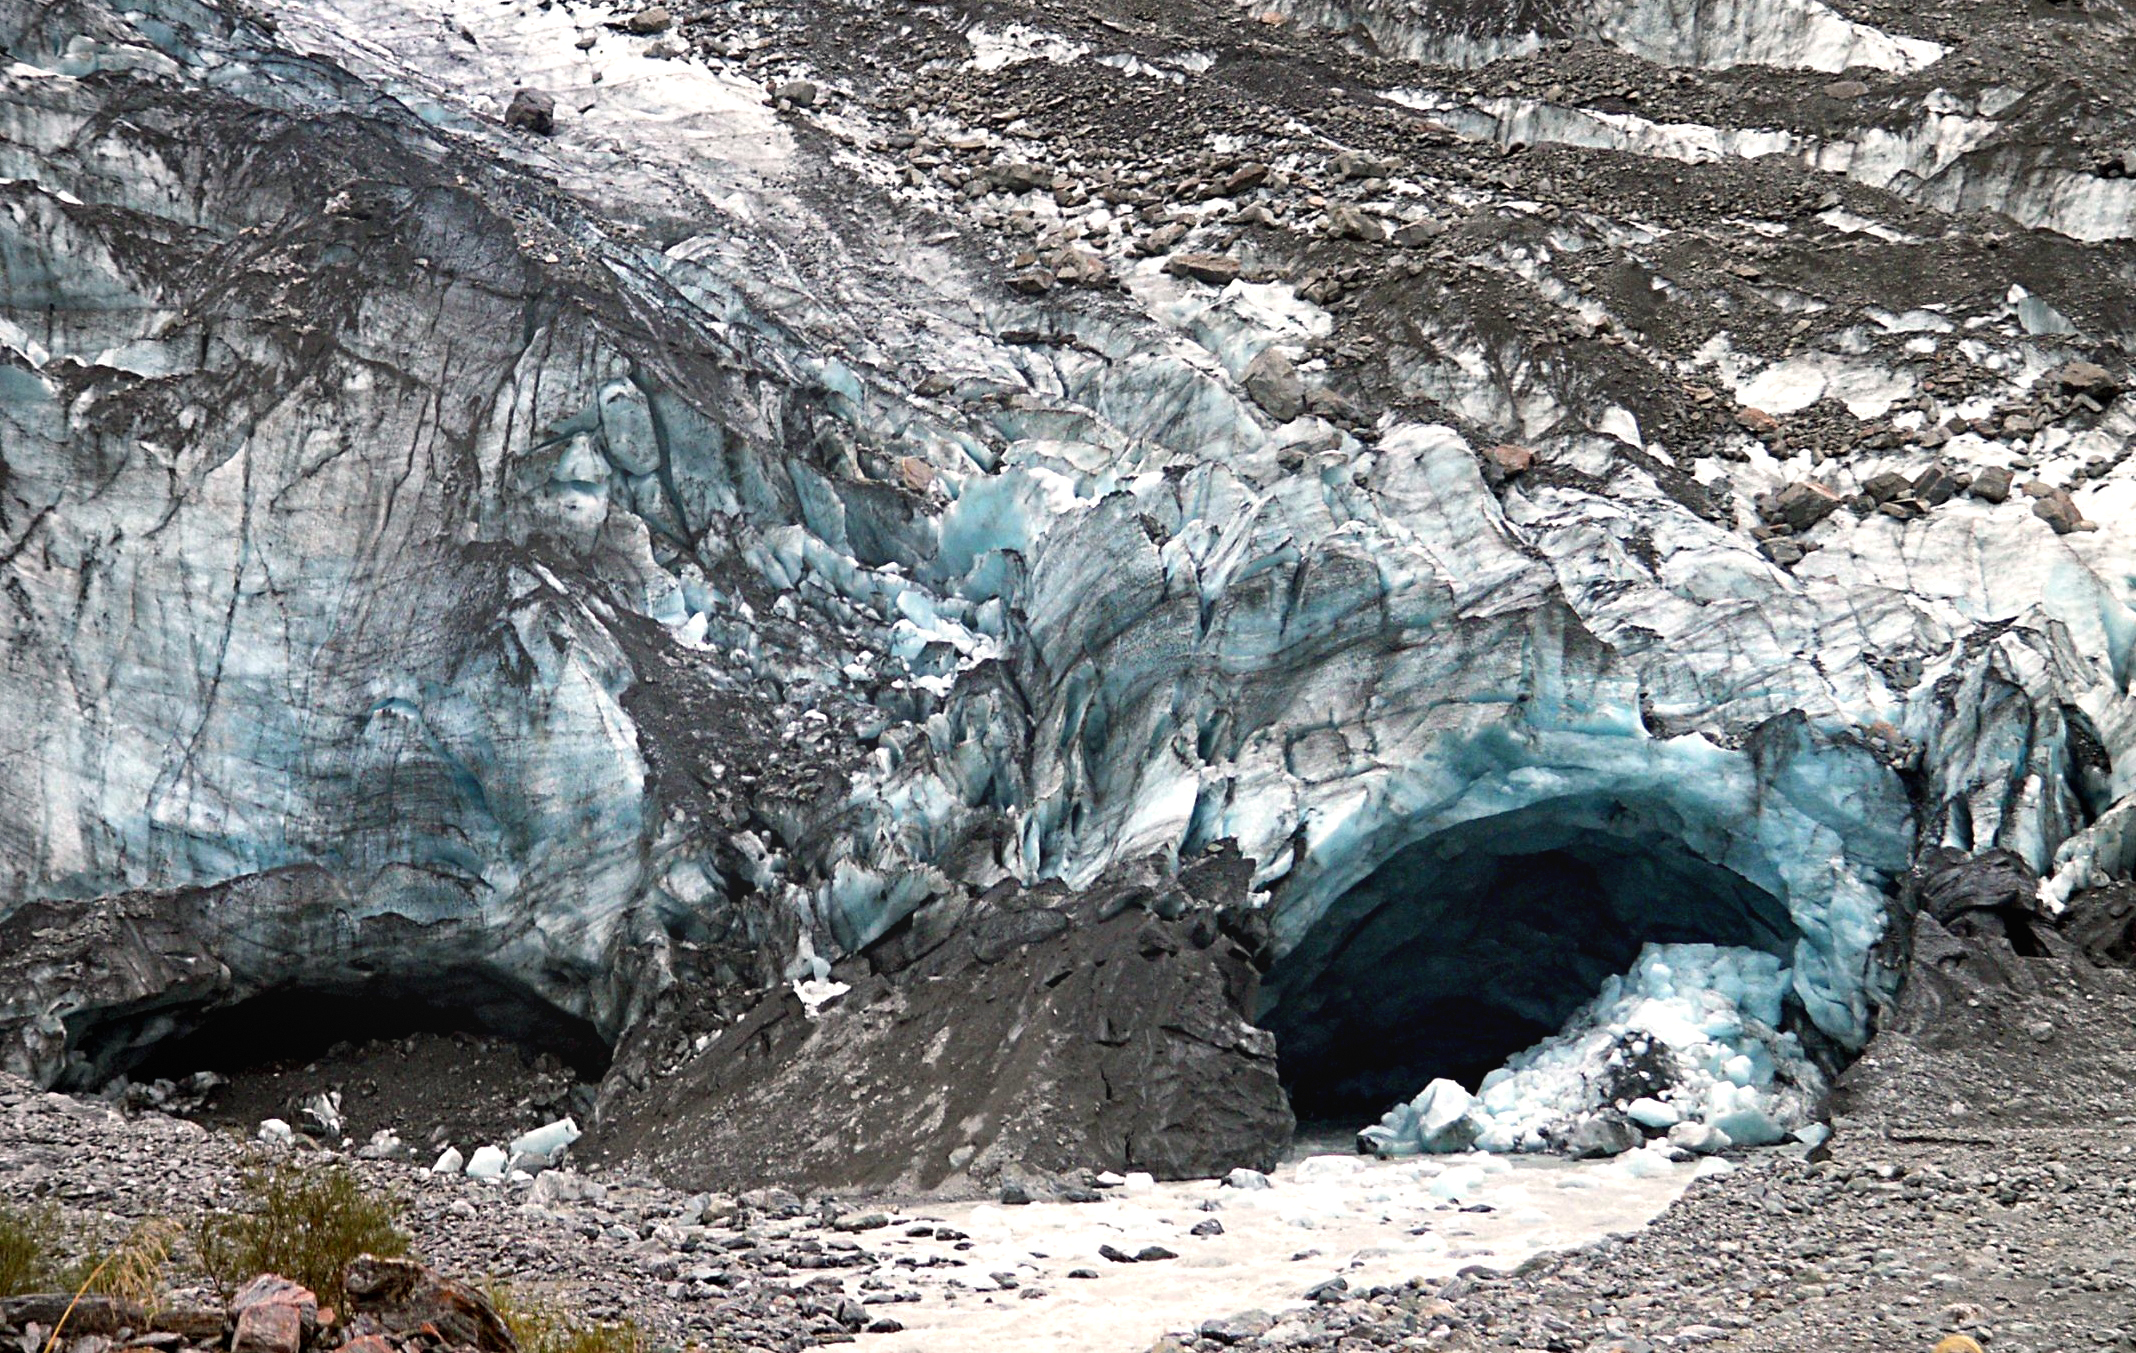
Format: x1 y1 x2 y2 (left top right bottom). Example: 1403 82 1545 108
488 1283 652 1353
0 1204 65 1298
196 1161 410 1310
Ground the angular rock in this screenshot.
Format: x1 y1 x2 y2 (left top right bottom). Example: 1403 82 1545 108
1164 253 1242 286
1324 204 1387 242
1565 1113 1643 1159
230 1276 317 1353
1763 481 1845 531
775 79 818 108
2049 359 2122 404
2032 488 2087 534
625 5 670 32
1392 218 1446 247
342 1257 517 1353
1912 464 1961 506
1480 442 1536 482
503 89 554 136
1967 465 2014 503
1242 348 1305 422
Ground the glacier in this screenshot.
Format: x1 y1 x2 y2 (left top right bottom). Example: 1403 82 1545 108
1 0 2134 1184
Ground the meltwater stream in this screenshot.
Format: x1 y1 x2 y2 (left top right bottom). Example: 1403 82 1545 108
864 1135 1725 1353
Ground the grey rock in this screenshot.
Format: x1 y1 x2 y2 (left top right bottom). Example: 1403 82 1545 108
503 88 555 135
1242 348 1305 422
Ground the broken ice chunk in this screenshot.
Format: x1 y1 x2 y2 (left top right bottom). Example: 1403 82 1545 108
465 1145 510 1180
509 1117 580 1169
431 1146 466 1175
257 1118 294 1145
1625 1097 1680 1129
1359 1078 1480 1157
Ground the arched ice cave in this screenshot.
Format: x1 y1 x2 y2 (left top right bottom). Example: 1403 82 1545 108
1259 794 1800 1123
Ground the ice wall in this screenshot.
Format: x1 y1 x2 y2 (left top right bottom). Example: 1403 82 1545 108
2 0 2134 1122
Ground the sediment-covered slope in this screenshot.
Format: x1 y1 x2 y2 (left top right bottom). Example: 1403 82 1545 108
3 0 2136 1185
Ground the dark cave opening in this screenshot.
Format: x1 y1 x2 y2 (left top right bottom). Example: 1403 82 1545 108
122 971 613 1087
1260 796 1796 1124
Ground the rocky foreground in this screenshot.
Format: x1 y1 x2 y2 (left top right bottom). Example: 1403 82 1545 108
7 1071 2136 1353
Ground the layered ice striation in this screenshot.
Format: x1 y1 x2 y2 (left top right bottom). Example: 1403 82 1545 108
1362 944 1825 1156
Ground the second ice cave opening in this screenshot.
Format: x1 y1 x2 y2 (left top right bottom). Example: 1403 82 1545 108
1260 796 1798 1126
117 970 614 1088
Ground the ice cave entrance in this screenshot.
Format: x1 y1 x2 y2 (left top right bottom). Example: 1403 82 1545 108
125 971 613 1085
1259 796 1797 1125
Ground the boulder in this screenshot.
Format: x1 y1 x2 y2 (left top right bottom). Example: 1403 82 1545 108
2049 359 2121 405
1391 218 1446 247
2032 487 2087 534
624 6 670 32
1967 465 2013 503
1912 464 1962 506
1324 203 1386 243
1763 480 1844 531
502 89 554 136
1241 348 1304 423
1164 253 1241 286
1480 442 1535 482
1564 1113 1642 1159
230 1276 317 1353
342 1256 517 1353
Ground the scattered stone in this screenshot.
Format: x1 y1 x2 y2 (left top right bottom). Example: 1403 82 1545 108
1188 1218 1224 1236
2032 487 2087 534
624 6 670 32
1968 465 2014 503
502 89 554 135
1198 1311 1274 1343
1164 253 1241 286
1242 348 1304 422
1223 1168 1272 1190
1480 442 1535 482
2049 360 2122 405
1763 480 1845 531
1323 204 1386 243
775 79 819 108
229 1277 315 1353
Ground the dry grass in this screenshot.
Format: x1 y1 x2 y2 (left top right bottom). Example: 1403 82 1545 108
196 1161 410 1310
0 1204 65 1298
41 1218 180 1353
487 1283 652 1353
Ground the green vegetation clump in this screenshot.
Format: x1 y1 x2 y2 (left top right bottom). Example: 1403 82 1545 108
488 1284 651 1353
0 1204 65 1297
196 1162 410 1310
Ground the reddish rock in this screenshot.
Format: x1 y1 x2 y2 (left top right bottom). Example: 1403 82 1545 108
342 1257 517 1353
1735 407 1781 435
230 1276 316 1353
1480 443 1536 480
897 456 935 494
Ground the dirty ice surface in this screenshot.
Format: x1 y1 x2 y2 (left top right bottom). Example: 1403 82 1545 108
859 1141 1716 1353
